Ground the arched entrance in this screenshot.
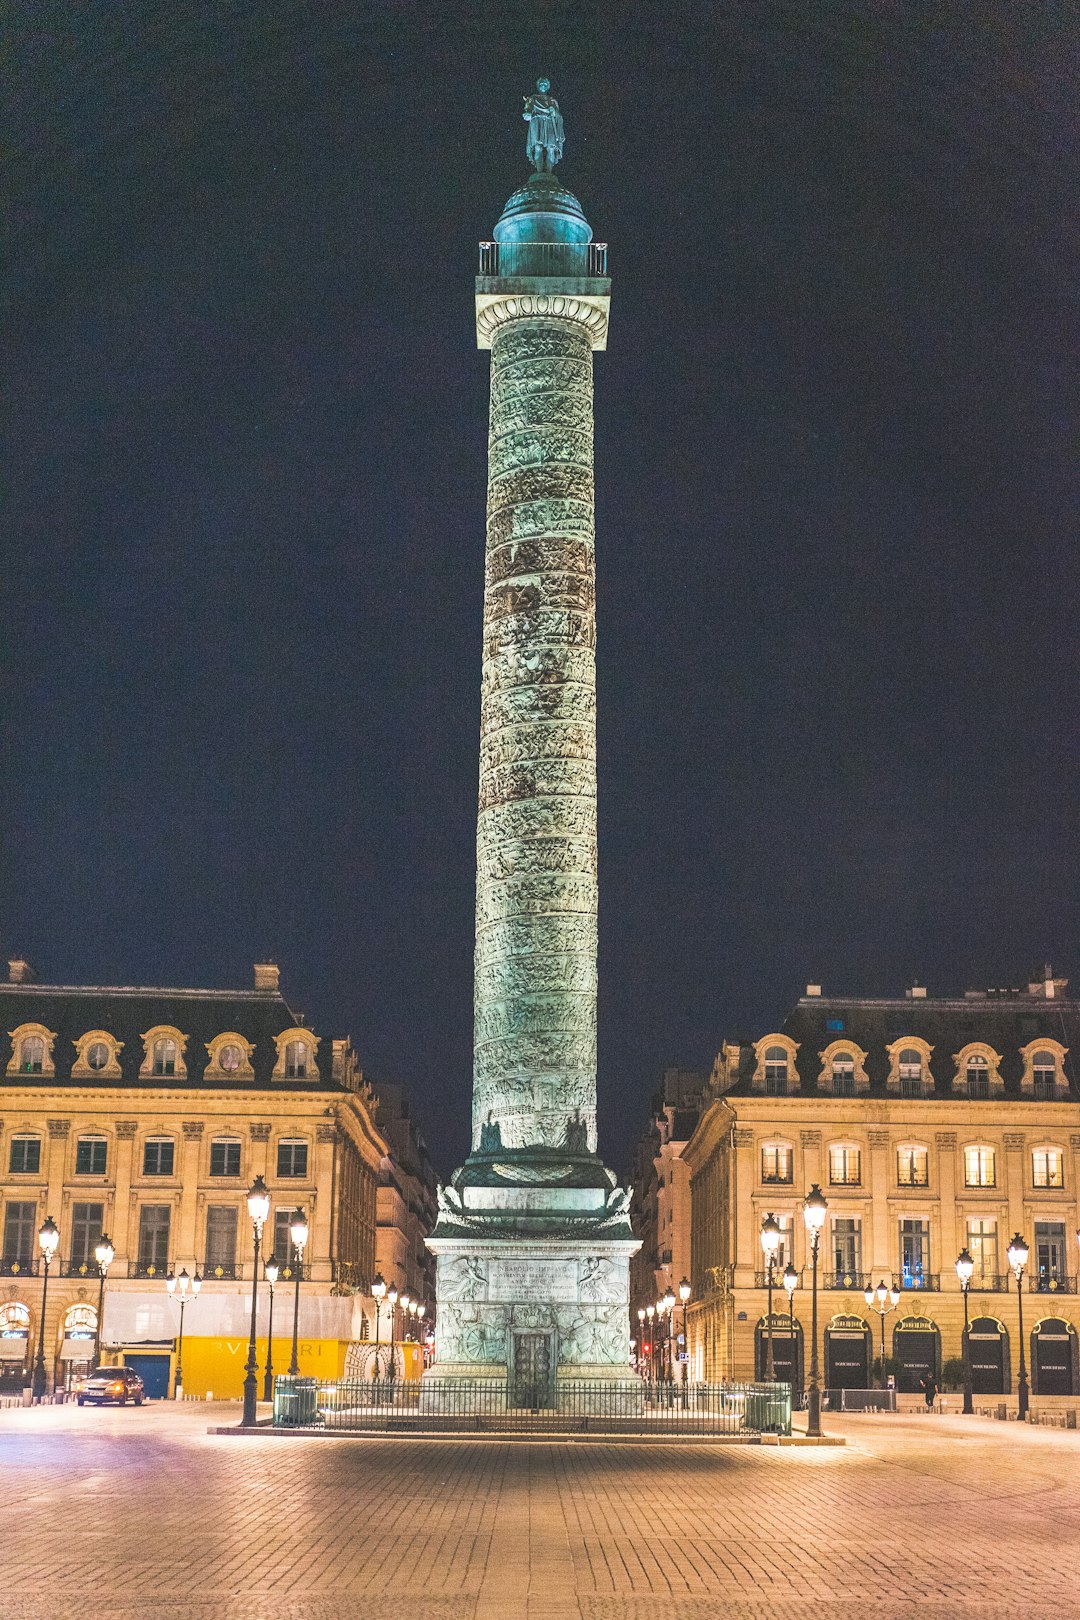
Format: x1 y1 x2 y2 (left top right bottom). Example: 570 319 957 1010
61 1303 98 1388
824 1314 870 1389
0 1302 31 1392
755 1314 803 1390
893 1315 940 1393
967 1316 1010 1394
1031 1318 1078 1396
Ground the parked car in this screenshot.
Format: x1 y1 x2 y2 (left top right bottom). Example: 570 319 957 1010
76 1367 145 1406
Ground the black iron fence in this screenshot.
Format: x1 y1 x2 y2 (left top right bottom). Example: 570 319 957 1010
477 240 609 278
272 1376 790 1437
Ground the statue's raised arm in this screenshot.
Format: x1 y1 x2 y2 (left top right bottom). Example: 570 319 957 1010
523 77 565 172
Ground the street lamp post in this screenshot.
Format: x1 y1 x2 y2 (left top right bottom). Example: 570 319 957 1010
241 1175 270 1427
165 1267 202 1397
636 1307 646 1379
263 1254 280 1402
803 1184 828 1438
387 1284 399 1389
92 1234 114 1371
955 1247 974 1415
760 1214 781 1380
645 1304 655 1384
782 1261 799 1404
863 1278 900 1391
371 1273 386 1388
662 1287 676 1387
288 1209 308 1377
32 1216 60 1400
1007 1233 1030 1420
678 1276 691 1396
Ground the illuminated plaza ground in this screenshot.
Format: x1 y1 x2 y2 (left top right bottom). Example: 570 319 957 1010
4 1404 1080 1618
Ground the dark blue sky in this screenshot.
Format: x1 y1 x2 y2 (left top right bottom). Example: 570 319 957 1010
7 2 1079 1175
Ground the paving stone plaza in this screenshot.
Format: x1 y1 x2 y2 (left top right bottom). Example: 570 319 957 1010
5 1404 1080 1618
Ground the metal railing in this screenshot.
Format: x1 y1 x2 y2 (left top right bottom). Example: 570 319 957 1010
823 1271 872 1291
127 1259 169 1279
1030 1273 1076 1294
60 1258 106 1279
898 1273 940 1291
0 1257 38 1277
477 240 608 278
200 1261 242 1281
273 1376 790 1437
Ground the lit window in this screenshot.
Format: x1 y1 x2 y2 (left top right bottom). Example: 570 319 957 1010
277 1139 309 1178
1032 1148 1063 1190
87 1042 109 1071
75 1136 107 1176
8 1136 41 1175
832 1056 856 1097
966 1056 990 1099
967 1218 998 1283
898 1049 923 1098
897 1145 928 1187
209 1139 242 1178
760 1144 793 1184
153 1038 177 1077
829 1145 861 1186
285 1041 308 1080
143 1138 175 1177
763 1047 788 1096
19 1036 44 1074
964 1145 995 1188
218 1043 242 1073
1032 1052 1057 1100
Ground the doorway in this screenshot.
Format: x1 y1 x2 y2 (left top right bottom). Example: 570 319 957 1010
511 1331 554 1409
968 1317 1009 1394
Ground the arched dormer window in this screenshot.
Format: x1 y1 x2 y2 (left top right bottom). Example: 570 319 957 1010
71 1030 124 1079
885 1037 933 1097
955 1043 1003 1099
818 1040 869 1097
205 1033 255 1081
751 1034 799 1095
6 1023 57 1078
1019 1040 1068 1099
138 1026 188 1080
272 1028 319 1082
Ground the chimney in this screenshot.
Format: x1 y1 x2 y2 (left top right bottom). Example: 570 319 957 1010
254 962 280 993
8 959 37 985
805 984 822 998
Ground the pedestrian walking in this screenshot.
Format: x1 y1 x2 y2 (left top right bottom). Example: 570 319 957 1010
921 1371 938 1410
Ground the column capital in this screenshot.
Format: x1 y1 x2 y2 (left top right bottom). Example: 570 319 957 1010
476 290 609 350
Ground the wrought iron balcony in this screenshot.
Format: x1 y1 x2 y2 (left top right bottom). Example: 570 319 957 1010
0 1256 37 1278
824 1271 872 1292
127 1259 170 1280
754 1270 803 1290
898 1272 940 1292
60 1258 107 1279
201 1261 242 1282
477 240 608 278
1030 1272 1076 1294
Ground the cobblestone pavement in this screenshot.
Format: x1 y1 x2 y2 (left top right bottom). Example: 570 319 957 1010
3 1403 1079 1619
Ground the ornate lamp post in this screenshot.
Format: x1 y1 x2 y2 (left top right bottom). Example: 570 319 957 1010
802 1184 828 1438
288 1209 308 1377
32 1215 60 1400
241 1175 270 1427
1007 1233 1030 1420
760 1214 781 1380
662 1287 676 1384
863 1278 900 1390
387 1284 399 1388
636 1307 646 1378
165 1267 202 1397
645 1304 656 1384
678 1277 691 1391
263 1254 280 1402
371 1273 386 1385
782 1261 799 1402
92 1234 114 1370
955 1247 975 1415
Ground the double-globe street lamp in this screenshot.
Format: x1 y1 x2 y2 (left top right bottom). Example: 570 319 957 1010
802 1184 828 1438
955 1246 975 1415
287 1208 309 1377
33 1215 60 1400
263 1254 280 1401
93 1234 114 1370
371 1273 387 1384
1007 1232 1030 1421
760 1214 781 1380
165 1267 203 1397
863 1278 900 1390
241 1174 271 1427
782 1260 799 1403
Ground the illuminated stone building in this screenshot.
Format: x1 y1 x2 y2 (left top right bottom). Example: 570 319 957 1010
374 1081 437 1333
684 973 1080 1400
0 959 387 1397
628 1068 705 1371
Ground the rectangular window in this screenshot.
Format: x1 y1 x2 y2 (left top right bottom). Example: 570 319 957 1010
1032 1149 1063 1189
1034 1222 1067 1289
273 1207 301 1266
8 1137 41 1175
772 1215 793 1273
210 1140 242 1178
760 1144 793 1185
968 1218 998 1285
900 1219 929 1287
69 1203 104 1267
964 1146 996 1188
276 1140 309 1179
143 1139 175 1177
75 1137 107 1176
3 1201 37 1264
899 1074 923 1099
204 1206 238 1276
137 1205 171 1274
832 1217 862 1279
828 1146 861 1186
897 1146 928 1187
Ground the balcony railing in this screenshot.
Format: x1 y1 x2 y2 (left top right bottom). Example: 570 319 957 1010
898 1272 940 1291
477 240 608 278
1030 1272 1076 1293
61 1258 106 1279
0 1256 37 1278
201 1261 242 1282
127 1259 170 1280
754 1270 802 1289
824 1271 872 1292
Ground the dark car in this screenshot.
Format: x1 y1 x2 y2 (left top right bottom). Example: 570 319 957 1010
77 1367 145 1406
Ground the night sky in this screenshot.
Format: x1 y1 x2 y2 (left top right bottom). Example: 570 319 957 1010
7 2 1079 1177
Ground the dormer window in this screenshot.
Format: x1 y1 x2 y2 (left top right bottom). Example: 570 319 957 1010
6 1023 58 1079
139 1026 188 1080
272 1028 320 1083
832 1056 855 1097
966 1056 989 1099
87 1043 108 1071
153 1038 177 1077
72 1030 124 1079
285 1041 308 1079
764 1047 788 1096
20 1036 44 1074
898 1050 923 1098
1032 1052 1057 1100
219 1044 242 1073
205 1033 255 1081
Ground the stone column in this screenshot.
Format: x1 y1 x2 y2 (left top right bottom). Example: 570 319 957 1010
473 314 598 1155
